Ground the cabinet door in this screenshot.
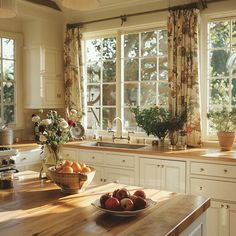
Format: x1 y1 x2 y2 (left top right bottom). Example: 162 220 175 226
139 158 161 189
104 167 135 185
206 201 221 236
229 203 236 236
90 165 103 185
161 160 186 193
42 77 64 108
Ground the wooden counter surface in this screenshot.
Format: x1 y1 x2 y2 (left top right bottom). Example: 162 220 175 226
64 141 236 163
0 172 210 236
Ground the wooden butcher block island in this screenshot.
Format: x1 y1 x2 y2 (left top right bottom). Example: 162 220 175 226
0 172 210 236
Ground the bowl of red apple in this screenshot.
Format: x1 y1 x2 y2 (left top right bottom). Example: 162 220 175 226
91 188 156 217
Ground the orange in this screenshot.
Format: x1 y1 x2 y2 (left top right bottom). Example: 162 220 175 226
62 166 73 173
81 166 91 173
71 162 82 173
63 160 73 167
80 163 87 168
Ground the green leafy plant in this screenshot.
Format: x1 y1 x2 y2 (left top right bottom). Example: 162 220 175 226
207 107 236 132
130 106 186 140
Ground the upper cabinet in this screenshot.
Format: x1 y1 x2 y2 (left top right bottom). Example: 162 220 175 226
23 20 64 109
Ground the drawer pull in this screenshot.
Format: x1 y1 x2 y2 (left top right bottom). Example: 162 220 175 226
224 169 228 173
200 168 204 172
161 164 164 168
92 156 95 159
100 178 103 182
226 205 230 209
21 157 27 161
122 160 125 163
157 164 160 167
221 204 224 208
199 186 203 190
104 179 106 182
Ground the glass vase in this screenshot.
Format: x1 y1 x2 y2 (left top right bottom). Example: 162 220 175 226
40 145 61 179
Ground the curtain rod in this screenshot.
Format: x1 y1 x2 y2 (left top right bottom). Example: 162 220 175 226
66 0 222 29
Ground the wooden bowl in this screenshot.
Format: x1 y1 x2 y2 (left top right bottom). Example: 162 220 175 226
48 166 96 194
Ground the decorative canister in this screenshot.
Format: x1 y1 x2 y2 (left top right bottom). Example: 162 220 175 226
0 126 13 145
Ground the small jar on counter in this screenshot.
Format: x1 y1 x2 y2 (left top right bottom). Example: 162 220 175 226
0 171 14 189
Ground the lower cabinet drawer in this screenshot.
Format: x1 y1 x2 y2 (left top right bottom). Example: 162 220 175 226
78 150 104 164
105 153 134 168
190 178 236 202
191 162 236 179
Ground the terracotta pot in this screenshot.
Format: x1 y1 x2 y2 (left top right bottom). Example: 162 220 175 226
217 131 235 151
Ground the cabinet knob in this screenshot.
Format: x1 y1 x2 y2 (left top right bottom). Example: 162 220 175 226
226 205 230 209
122 160 125 163
200 168 204 172
157 164 160 167
21 157 27 161
57 93 61 98
161 164 164 168
224 169 228 173
104 179 106 182
221 204 224 208
100 178 103 182
114 180 119 184
199 186 203 190
92 156 95 159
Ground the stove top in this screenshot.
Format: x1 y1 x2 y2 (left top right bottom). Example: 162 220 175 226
0 147 18 157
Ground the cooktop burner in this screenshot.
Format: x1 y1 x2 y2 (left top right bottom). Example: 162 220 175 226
0 147 18 157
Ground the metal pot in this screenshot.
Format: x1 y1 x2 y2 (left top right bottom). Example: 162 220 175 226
0 126 13 145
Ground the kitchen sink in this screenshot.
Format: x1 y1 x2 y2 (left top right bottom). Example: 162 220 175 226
80 141 146 149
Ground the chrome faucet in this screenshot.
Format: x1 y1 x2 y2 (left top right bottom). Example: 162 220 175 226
108 117 134 143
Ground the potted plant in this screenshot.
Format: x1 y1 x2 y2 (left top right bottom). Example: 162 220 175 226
207 107 236 151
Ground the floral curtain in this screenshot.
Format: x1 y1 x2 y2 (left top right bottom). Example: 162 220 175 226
64 27 84 118
168 9 201 147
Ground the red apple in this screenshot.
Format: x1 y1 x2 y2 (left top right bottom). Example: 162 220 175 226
120 198 134 211
105 197 120 211
115 188 130 201
112 189 120 198
100 193 112 208
130 194 138 203
133 190 146 199
133 196 147 210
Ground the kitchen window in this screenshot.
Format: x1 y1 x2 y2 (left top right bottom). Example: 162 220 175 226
0 37 16 124
84 28 168 132
206 17 236 136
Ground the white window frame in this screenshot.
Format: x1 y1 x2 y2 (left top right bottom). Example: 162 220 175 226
0 31 23 129
82 23 167 136
201 10 236 142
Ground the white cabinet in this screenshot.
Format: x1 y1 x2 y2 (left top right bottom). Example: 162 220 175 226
190 161 236 236
139 157 186 193
24 46 64 109
15 149 41 172
77 149 135 186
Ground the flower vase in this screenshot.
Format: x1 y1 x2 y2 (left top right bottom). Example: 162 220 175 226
40 145 61 179
159 137 165 147
169 131 179 150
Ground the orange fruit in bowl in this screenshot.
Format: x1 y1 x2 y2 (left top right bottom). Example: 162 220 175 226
80 163 87 169
62 166 74 173
63 160 73 167
81 166 91 173
71 162 82 173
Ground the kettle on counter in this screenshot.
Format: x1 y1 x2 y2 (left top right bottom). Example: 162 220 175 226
0 125 13 145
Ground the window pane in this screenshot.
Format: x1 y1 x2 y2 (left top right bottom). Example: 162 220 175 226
140 82 156 106
124 34 139 58
141 31 157 57
87 62 101 83
2 38 14 59
158 82 169 106
141 58 157 81
232 20 236 47
102 38 116 59
159 56 168 80
124 108 136 131
103 60 116 82
3 105 14 123
3 60 14 80
86 39 101 62
87 107 100 129
209 21 230 48
3 81 14 103
209 78 230 106
87 85 100 106
209 50 230 77
103 84 116 106
124 59 138 81
159 30 167 56
124 83 138 106
102 108 116 130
